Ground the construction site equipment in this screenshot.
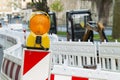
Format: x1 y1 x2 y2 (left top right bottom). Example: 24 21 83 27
66 9 93 41
83 21 108 42
66 9 108 42
48 12 57 34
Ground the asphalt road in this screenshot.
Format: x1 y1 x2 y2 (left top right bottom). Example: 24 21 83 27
0 45 3 80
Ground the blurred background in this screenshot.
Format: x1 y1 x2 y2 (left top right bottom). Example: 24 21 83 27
0 0 120 41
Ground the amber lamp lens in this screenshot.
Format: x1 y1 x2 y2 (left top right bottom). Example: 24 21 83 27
30 14 50 35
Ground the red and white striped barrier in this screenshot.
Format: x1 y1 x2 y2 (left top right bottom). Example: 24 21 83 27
2 58 21 80
48 74 88 80
22 49 51 80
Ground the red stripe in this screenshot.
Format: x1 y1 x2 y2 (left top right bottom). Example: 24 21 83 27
9 62 15 78
50 74 54 80
5 60 10 75
46 74 54 80
15 65 21 80
72 76 88 80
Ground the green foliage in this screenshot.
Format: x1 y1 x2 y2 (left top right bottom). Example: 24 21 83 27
56 31 120 42
50 0 64 13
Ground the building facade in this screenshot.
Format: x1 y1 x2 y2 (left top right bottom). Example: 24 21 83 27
0 0 32 19
0 0 113 26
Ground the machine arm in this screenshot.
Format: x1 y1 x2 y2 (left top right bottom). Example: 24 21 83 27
82 22 108 42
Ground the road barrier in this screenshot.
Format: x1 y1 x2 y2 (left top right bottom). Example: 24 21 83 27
50 41 96 68
2 58 21 80
50 41 120 80
98 42 120 71
0 29 22 80
22 49 51 80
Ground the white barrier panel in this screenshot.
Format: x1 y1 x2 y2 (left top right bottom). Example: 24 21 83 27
1 58 21 80
50 41 96 68
99 42 120 71
22 49 51 80
0 34 17 49
51 65 120 80
0 29 22 80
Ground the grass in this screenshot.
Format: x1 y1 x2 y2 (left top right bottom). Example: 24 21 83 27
57 31 120 42
57 31 66 36
94 34 120 42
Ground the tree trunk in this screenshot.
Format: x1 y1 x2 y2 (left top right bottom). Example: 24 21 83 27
112 0 120 39
95 0 112 26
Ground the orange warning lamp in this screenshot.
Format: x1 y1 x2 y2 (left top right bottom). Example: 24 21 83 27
30 14 50 35
26 12 50 50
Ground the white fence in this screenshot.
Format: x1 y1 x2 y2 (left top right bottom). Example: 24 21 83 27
50 41 120 80
0 29 22 59
50 41 97 68
99 42 120 72
0 29 22 80
0 33 16 49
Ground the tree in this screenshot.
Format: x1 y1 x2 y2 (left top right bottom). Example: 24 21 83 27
96 0 112 25
31 0 49 13
84 0 112 26
50 0 64 15
50 0 64 25
112 0 120 39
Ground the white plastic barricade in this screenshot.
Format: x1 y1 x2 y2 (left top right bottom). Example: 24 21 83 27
1 58 21 80
50 41 97 68
99 42 120 71
0 31 22 80
50 41 99 80
22 49 51 80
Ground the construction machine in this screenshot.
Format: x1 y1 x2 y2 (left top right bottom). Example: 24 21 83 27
66 9 108 42
48 12 57 34
66 9 93 41
83 21 108 42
